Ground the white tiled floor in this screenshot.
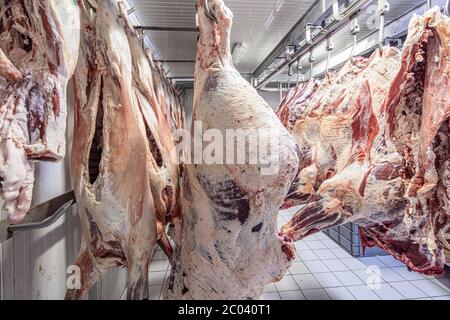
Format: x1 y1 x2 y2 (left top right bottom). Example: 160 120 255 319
148 208 450 300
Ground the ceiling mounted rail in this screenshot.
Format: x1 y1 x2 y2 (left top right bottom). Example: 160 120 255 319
255 0 374 89
155 60 196 63
134 26 199 32
266 0 443 86
253 0 349 83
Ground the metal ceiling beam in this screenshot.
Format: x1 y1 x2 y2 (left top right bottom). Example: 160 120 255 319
134 26 199 32
255 0 375 89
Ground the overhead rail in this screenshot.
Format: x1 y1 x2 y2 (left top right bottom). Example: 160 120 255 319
378 0 390 51
155 60 196 63
265 0 447 87
255 0 374 89
253 0 349 81
0 191 76 244
134 26 199 32
254 0 449 89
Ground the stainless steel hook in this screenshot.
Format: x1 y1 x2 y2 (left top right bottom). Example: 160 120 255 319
325 37 334 74
308 50 315 79
350 16 360 60
445 0 449 15
332 0 342 21
296 59 302 85
378 0 390 52
204 0 217 22
306 23 323 45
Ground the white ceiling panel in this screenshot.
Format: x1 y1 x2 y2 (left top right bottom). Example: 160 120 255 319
128 0 317 76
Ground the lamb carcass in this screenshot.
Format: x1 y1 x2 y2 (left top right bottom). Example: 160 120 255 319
67 0 182 299
165 0 299 300
282 8 449 274
0 0 80 223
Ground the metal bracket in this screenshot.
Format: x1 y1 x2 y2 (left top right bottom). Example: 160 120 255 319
326 37 334 73
308 50 315 63
8 200 75 233
332 0 343 21
326 37 334 51
377 0 390 14
308 50 315 79
296 58 303 84
0 191 76 243
287 64 294 77
305 23 323 45
384 37 403 48
377 0 390 50
350 16 360 35
350 15 360 59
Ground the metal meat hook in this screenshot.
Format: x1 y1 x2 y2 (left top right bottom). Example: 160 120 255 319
378 0 390 53
204 0 218 22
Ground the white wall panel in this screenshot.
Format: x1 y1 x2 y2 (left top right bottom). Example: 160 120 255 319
0 81 127 300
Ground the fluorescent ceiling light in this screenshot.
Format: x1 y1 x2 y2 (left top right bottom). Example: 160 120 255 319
264 11 275 31
276 0 284 12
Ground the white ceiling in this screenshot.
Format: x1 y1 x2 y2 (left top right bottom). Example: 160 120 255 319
128 0 317 77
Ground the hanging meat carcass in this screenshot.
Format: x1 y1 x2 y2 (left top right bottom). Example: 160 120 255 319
0 0 80 223
165 0 299 300
67 0 183 299
282 8 449 274
277 58 371 208
362 7 450 271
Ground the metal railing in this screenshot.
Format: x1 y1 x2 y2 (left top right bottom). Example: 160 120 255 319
0 191 76 244
255 0 374 89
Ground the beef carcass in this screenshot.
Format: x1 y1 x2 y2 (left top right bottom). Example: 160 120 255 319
282 8 449 274
279 57 372 208
0 0 80 223
67 0 183 299
363 8 450 272
165 0 299 300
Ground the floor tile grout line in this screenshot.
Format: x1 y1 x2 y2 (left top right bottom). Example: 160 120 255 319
300 287 332 300
408 278 447 298
371 282 406 300
151 231 450 300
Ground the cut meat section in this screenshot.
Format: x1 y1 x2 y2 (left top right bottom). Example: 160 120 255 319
280 57 372 209
281 8 449 275
67 0 183 300
165 0 299 300
281 47 402 237
0 0 80 223
364 8 450 273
